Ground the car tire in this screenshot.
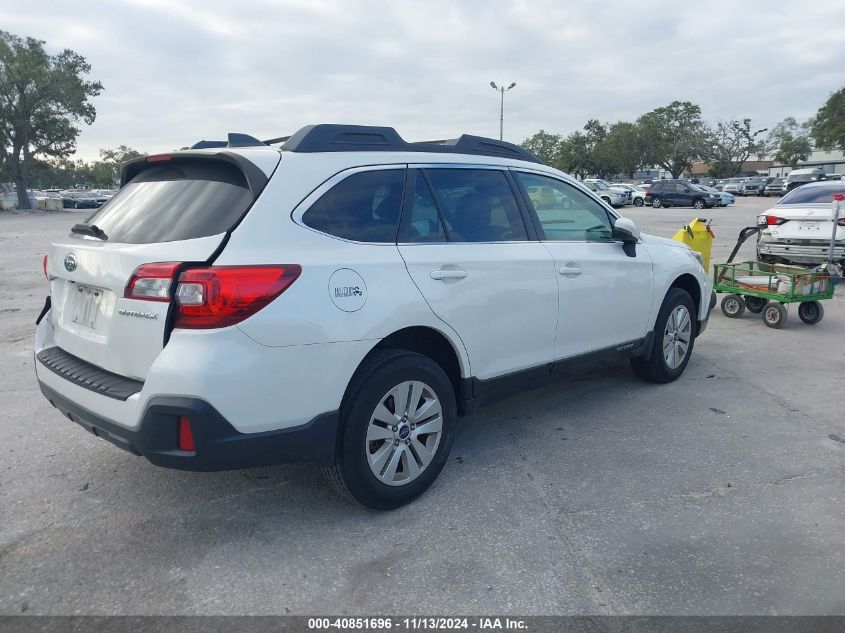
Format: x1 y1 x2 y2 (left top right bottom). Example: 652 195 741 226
631 288 696 384
720 294 745 318
693 198 705 210
797 301 824 325
601 196 611 205
634 197 644 207
744 296 766 313
762 302 787 329
652 198 663 208
324 349 457 510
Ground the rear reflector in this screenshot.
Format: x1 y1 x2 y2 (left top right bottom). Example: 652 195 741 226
124 262 183 302
174 265 301 329
178 416 195 451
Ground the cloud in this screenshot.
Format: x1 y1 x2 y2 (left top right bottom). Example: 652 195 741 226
4 0 845 158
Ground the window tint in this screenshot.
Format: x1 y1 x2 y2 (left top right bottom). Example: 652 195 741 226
779 183 845 205
400 171 447 243
424 169 528 242
302 169 404 242
83 161 253 244
516 172 613 242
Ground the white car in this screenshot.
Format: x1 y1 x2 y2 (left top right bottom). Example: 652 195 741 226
613 183 648 207
34 124 714 509
757 181 845 265
582 179 629 207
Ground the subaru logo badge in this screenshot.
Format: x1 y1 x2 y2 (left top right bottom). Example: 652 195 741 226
64 254 77 272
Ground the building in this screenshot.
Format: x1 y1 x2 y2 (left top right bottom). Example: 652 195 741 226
688 160 774 179
766 149 845 178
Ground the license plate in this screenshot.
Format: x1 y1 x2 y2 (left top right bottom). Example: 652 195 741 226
797 221 824 232
70 284 104 329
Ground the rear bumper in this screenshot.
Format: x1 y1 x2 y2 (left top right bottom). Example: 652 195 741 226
38 380 339 470
757 240 845 264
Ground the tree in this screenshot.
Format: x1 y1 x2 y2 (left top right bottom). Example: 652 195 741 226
707 118 767 177
91 145 144 186
638 101 709 178
594 121 645 179
0 31 102 208
810 87 845 151
521 131 563 169
767 117 812 168
558 131 592 179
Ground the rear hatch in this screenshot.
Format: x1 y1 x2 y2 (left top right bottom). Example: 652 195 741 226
45 151 279 380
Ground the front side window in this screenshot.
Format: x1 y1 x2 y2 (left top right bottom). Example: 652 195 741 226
302 169 404 242
423 169 528 242
516 172 613 242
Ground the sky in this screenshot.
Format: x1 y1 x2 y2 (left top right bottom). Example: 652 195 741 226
3 0 845 160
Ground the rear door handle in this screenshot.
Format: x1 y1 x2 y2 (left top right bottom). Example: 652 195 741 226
558 265 583 277
430 269 467 280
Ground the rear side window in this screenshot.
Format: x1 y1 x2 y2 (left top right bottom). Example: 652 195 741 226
84 161 253 244
424 169 528 242
303 170 404 243
400 171 447 243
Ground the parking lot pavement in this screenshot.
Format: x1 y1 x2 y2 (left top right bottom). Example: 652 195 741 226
1 201 843 615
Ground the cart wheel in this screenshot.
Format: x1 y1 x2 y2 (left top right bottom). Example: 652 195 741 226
798 301 824 325
720 294 746 318
762 302 787 329
744 296 766 313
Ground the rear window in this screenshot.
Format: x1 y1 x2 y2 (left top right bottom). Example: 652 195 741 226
779 184 845 205
82 161 253 244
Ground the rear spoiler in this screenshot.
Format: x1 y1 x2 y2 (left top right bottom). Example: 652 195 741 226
119 151 270 200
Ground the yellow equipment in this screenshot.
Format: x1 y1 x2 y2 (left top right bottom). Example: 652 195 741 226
673 217 714 271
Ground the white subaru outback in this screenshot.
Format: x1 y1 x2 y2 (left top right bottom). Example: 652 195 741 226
35 124 714 509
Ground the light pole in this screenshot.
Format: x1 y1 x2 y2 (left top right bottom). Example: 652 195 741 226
490 81 516 141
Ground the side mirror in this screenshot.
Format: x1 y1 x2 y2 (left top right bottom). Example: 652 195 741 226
612 217 640 257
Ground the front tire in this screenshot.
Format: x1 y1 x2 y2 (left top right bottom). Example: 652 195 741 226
721 294 745 318
634 197 644 207
324 349 457 510
762 302 787 329
631 288 696 383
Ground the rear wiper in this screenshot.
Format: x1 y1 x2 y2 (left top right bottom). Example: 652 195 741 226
71 223 108 241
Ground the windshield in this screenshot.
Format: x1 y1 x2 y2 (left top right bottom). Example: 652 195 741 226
83 161 253 244
778 183 845 205
591 181 609 190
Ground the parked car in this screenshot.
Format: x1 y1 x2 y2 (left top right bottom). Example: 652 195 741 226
764 178 787 196
612 183 648 207
34 124 713 509
757 180 845 266
60 191 101 209
696 184 734 206
646 180 721 209
713 179 728 191
722 178 747 195
785 168 826 192
743 176 774 196
582 180 627 207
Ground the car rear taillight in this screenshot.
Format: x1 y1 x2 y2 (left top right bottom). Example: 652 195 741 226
838 217 845 226
43 255 49 280
766 216 787 226
174 265 301 329
124 262 183 302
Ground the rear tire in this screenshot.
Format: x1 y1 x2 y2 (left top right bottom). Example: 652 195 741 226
652 198 663 208
798 301 824 325
631 288 696 384
693 198 706 210
744 296 766 313
324 349 457 510
720 294 745 318
601 196 611 205
762 302 787 329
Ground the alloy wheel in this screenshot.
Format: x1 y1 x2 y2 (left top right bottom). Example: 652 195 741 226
662 305 692 370
365 380 443 486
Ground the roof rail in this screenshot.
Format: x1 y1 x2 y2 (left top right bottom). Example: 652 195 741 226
280 124 541 163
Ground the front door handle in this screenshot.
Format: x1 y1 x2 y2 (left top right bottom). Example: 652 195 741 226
558 265 583 277
430 269 467 281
